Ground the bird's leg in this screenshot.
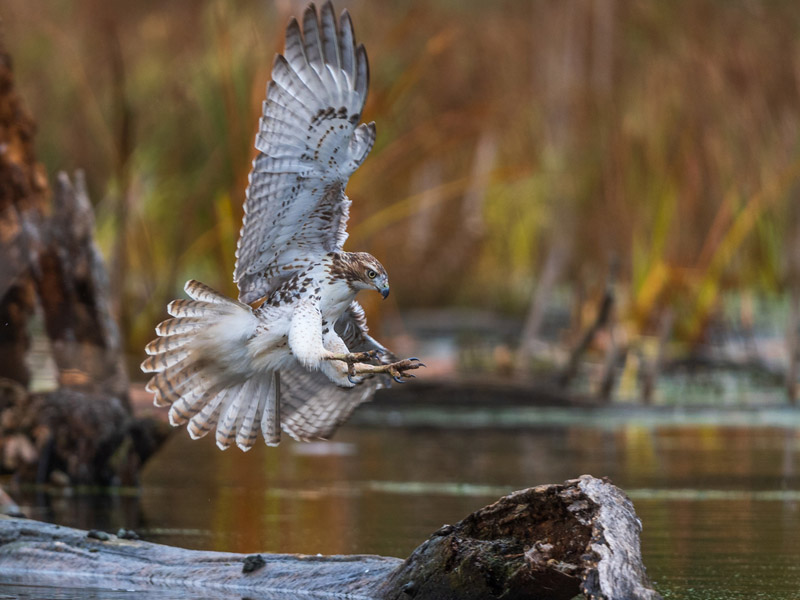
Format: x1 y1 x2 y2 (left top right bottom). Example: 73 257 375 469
325 352 424 384
324 349 384 383
325 349 383 365
352 357 425 384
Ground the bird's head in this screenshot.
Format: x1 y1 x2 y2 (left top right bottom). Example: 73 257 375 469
335 252 390 299
355 252 390 299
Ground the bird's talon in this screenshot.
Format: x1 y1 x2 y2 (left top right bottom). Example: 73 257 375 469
347 374 359 385
347 355 424 381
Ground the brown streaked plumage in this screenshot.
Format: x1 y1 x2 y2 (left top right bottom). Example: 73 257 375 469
141 2 421 452
328 252 388 287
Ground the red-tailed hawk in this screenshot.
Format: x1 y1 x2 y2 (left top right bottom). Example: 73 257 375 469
141 2 421 451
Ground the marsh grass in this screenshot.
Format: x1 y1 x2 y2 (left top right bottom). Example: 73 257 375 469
5 0 800 381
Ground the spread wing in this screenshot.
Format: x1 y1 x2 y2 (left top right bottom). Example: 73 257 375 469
281 301 396 440
234 2 375 304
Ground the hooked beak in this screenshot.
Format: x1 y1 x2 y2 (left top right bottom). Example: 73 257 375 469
380 285 390 300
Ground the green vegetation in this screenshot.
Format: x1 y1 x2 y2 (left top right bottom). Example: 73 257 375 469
5 0 800 388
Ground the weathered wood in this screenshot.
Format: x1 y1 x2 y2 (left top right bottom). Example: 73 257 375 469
39 171 129 398
0 518 398 600
0 476 661 600
0 166 162 485
378 475 660 600
1 34 128 398
0 375 165 486
0 36 164 486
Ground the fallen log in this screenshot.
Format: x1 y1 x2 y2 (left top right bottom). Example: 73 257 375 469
0 475 661 600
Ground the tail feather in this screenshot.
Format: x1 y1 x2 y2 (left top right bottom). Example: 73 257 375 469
187 387 232 440
141 346 192 372
168 382 221 426
184 279 236 304
146 361 204 407
145 356 203 390
236 378 269 451
216 378 255 450
167 299 221 318
213 387 244 447
146 279 381 451
144 332 194 356
143 280 261 441
156 317 206 336
261 373 282 447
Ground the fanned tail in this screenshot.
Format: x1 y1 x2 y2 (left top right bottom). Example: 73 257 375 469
141 280 279 451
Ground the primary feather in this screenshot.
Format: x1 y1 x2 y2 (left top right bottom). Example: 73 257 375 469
234 2 374 305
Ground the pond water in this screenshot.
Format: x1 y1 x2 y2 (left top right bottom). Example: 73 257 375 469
4 405 800 599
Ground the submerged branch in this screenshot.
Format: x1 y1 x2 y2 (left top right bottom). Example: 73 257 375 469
559 262 618 389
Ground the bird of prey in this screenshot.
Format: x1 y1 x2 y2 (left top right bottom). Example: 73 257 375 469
141 1 421 451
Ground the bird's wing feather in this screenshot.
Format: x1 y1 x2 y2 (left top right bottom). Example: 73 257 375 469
335 300 396 361
279 367 374 441
279 301 394 441
235 3 374 304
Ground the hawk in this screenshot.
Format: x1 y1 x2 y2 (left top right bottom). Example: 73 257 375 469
141 2 421 451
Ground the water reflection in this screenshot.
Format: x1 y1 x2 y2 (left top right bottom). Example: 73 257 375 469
0 583 214 600
8 417 800 599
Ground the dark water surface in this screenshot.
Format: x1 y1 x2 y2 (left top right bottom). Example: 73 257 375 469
5 409 800 599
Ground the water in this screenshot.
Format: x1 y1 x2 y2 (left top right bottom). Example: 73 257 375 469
4 408 800 599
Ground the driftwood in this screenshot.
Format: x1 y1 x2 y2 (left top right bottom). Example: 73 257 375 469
0 475 661 600
0 35 166 485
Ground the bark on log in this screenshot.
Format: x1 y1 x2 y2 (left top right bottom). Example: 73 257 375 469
0 37 50 388
0 475 661 600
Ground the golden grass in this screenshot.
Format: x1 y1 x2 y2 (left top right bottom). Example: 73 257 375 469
4 0 800 362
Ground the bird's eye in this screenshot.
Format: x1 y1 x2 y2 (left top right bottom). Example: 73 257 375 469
367 269 377 279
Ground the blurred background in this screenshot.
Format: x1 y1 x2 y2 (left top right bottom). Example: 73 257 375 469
7 0 800 402
3 1 800 598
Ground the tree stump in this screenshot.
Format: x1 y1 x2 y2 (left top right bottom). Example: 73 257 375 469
0 35 166 486
0 475 662 600
0 38 49 389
